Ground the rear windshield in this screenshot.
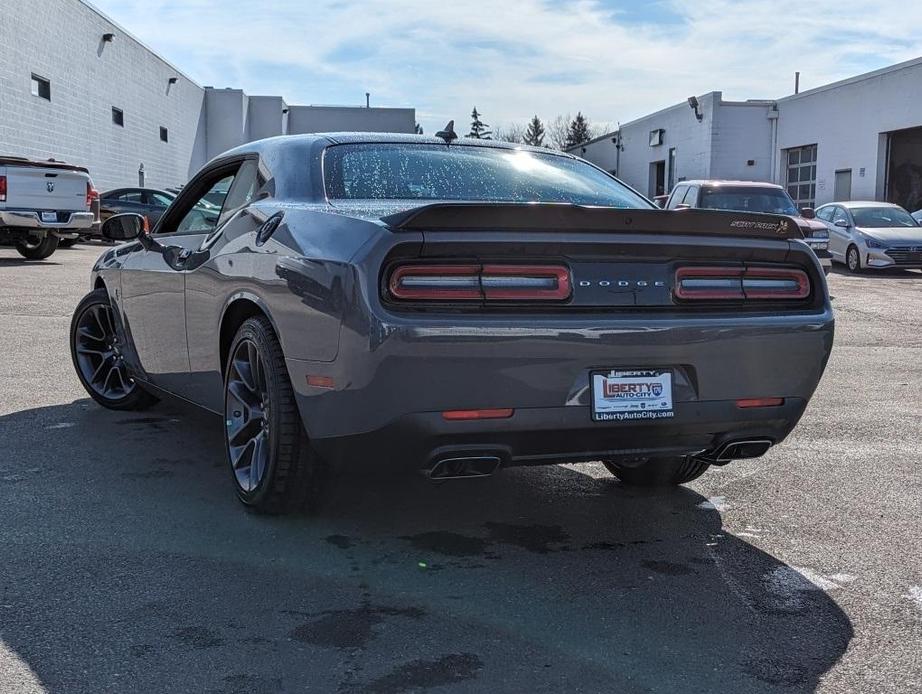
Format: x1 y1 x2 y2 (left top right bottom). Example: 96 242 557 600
852 207 918 228
699 186 798 215
323 143 651 207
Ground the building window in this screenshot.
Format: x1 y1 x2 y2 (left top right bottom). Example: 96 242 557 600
785 144 817 208
31 74 51 100
112 107 124 126
160 127 169 142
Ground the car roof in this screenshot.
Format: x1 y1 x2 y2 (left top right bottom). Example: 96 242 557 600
677 180 784 190
218 132 574 160
102 187 174 196
821 200 903 209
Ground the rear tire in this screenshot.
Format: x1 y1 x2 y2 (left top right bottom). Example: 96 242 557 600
603 456 710 487
16 232 59 260
224 316 323 514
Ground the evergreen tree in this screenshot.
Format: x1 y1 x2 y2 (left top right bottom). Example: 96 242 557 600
564 112 592 148
414 122 424 135
523 115 545 147
467 108 492 139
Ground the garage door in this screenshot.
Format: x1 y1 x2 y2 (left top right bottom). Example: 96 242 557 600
887 126 922 212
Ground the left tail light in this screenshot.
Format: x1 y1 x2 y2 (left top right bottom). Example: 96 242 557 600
388 264 571 302
86 181 99 209
675 266 810 301
0 175 7 203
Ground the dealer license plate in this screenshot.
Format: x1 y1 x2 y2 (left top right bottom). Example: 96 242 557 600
40 211 57 223
591 369 674 422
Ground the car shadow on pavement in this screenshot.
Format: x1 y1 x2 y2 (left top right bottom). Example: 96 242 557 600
0 399 853 694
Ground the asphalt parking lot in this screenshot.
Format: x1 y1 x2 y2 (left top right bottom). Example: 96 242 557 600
0 244 920 693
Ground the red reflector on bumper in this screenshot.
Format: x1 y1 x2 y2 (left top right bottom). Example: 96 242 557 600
442 408 514 421
307 375 335 389
736 397 784 408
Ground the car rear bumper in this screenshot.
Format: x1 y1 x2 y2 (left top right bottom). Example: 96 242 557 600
0 210 94 230
287 308 834 471
307 397 809 473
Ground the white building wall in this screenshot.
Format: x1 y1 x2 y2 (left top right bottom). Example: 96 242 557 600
710 102 773 182
287 106 416 135
571 93 719 197
0 0 205 191
0 1 417 191
775 57 922 205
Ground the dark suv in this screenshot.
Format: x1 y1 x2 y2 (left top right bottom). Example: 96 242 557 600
664 180 832 274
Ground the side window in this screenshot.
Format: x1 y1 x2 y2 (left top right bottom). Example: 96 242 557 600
149 192 174 206
682 185 699 206
666 185 686 209
173 174 236 235
832 206 850 225
816 206 834 222
215 159 260 230
121 191 144 203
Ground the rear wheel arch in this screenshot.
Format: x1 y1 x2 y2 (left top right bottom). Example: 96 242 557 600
220 295 282 374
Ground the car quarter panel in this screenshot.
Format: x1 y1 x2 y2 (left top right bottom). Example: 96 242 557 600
181 205 391 412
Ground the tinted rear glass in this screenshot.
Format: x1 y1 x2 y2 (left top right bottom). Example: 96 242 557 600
324 143 651 207
699 186 798 215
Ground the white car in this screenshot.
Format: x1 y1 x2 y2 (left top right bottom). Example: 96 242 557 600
0 156 97 259
815 201 922 272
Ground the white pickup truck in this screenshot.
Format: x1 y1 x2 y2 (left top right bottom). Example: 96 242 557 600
0 156 98 260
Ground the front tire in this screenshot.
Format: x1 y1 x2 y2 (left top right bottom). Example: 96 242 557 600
603 456 710 487
224 316 321 514
70 289 158 410
846 245 862 273
16 232 59 260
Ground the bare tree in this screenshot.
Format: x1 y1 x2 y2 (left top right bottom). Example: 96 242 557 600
493 122 526 144
546 114 571 150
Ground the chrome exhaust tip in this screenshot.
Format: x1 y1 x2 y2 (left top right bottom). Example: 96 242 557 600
707 439 773 463
428 455 501 480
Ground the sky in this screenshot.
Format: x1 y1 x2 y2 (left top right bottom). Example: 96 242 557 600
90 0 922 136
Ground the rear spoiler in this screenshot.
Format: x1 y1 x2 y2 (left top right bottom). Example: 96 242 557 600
381 203 804 240
0 156 89 174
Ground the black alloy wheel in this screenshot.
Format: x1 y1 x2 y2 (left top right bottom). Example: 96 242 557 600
70 289 158 410
223 316 321 513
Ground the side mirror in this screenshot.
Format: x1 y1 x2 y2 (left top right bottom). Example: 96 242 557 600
834 219 849 228
800 207 816 219
101 213 145 241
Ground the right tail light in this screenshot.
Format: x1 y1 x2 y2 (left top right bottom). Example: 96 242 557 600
0 175 6 203
675 266 810 301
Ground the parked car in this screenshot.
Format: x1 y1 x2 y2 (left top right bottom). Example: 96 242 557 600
664 180 832 274
815 201 922 271
99 188 176 226
0 155 97 259
70 133 833 514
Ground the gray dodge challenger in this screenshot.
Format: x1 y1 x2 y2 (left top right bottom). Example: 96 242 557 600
70 133 834 514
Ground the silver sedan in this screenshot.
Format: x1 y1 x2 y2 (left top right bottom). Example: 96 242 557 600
816 201 922 271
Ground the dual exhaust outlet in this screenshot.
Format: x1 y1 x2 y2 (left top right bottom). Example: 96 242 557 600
425 439 772 480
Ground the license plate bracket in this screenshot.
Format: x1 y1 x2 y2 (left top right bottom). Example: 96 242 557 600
591 369 675 422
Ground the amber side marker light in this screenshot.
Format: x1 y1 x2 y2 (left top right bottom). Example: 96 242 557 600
307 375 335 389
736 397 784 408
442 408 514 421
